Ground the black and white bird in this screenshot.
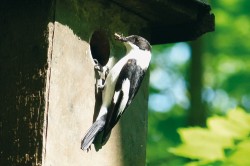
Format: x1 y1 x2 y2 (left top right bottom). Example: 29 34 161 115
81 33 151 151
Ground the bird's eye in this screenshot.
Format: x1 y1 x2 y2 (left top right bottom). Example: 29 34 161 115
135 38 139 44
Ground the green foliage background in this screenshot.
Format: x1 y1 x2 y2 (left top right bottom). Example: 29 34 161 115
147 1 250 165
170 108 250 166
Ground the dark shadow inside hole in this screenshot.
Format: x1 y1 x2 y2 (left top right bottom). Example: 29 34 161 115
90 30 110 66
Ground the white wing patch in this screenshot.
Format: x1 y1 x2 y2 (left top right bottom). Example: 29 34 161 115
113 91 120 104
119 78 130 115
115 78 130 116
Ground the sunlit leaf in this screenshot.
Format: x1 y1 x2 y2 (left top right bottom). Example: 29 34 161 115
178 127 233 148
208 117 242 139
227 108 250 135
227 139 250 166
207 108 250 139
169 127 231 161
170 109 250 165
170 143 225 161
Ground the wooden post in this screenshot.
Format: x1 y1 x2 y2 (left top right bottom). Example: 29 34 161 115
0 1 53 165
188 38 206 126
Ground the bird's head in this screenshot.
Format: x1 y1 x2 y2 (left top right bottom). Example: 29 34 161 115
114 33 151 52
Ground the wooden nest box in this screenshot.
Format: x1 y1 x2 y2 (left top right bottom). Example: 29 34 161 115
0 0 214 165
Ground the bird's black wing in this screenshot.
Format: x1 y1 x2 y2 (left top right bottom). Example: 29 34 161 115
102 58 146 143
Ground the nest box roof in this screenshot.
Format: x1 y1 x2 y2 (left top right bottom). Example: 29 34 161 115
112 0 215 44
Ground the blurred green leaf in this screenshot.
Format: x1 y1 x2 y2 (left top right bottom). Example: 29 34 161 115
170 127 228 161
208 117 244 140
208 108 250 140
227 139 250 166
170 108 250 165
170 143 225 161
178 127 233 148
227 108 250 130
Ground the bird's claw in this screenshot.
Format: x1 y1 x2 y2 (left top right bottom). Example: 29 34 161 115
94 59 103 72
93 59 109 78
97 84 105 90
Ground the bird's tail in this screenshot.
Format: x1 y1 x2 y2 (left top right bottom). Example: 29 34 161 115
81 116 105 151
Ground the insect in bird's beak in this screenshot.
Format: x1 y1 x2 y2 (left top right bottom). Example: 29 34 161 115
114 33 127 42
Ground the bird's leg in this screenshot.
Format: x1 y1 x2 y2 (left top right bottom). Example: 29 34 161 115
96 79 105 91
94 59 109 92
103 66 110 79
94 59 105 92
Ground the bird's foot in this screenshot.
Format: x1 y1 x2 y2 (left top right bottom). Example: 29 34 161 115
94 59 109 79
94 59 109 93
94 59 103 72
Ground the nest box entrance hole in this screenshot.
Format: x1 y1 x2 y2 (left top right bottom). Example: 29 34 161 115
89 30 110 124
90 30 110 66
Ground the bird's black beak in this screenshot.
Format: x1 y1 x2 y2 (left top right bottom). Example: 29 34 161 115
114 33 127 42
